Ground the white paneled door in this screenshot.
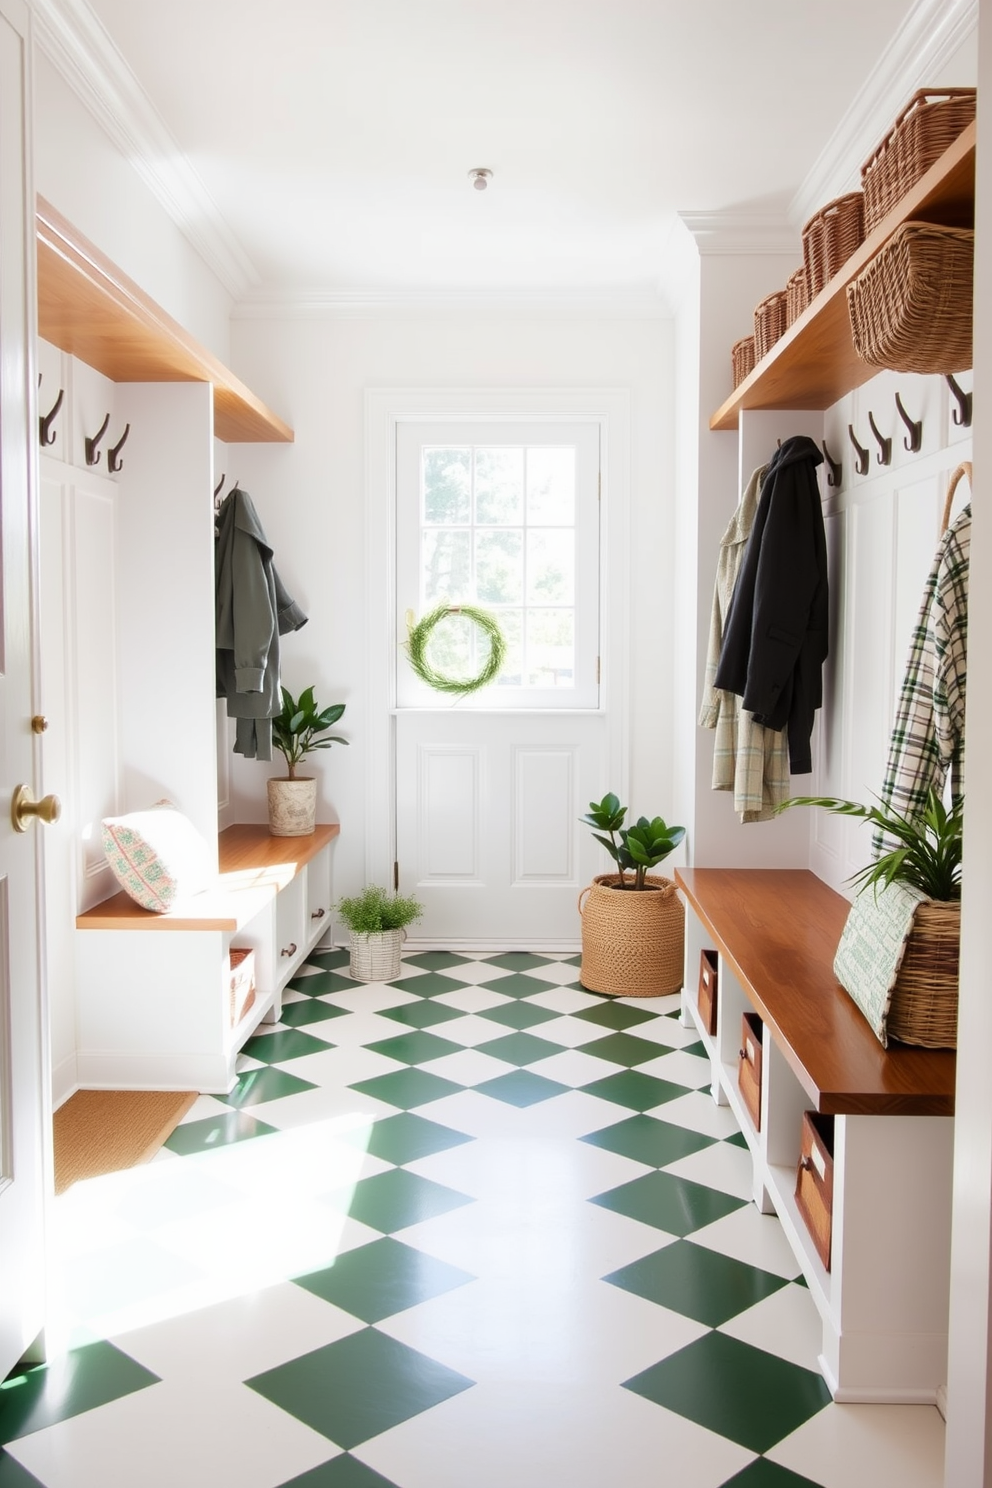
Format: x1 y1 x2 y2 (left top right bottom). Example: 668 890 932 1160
394 420 607 949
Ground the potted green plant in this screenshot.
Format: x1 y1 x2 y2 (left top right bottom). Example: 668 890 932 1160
778 789 962 1047
577 793 687 997
335 884 424 982
267 686 348 837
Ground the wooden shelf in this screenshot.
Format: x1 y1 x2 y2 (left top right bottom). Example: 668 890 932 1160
36 197 294 445
711 122 976 430
676 867 955 1115
76 823 339 932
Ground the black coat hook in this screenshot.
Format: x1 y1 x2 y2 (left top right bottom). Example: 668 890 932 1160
107 423 131 473
821 440 842 487
85 412 111 467
848 423 869 476
214 473 226 500
39 385 64 447
894 391 922 453
945 373 973 428
867 409 891 467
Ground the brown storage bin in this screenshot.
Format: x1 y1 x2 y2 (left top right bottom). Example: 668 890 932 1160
731 335 756 388
754 290 789 361
697 949 718 1036
785 266 810 327
846 221 973 374
802 192 865 299
795 1111 835 1270
861 87 976 231
737 1010 763 1130
229 946 256 1027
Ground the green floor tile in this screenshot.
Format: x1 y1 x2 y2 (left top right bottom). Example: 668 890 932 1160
293 1237 474 1322
581 1114 717 1168
387 973 470 999
623 1331 830 1454
354 1113 474 1166
581 1031 670 1067
218 1065 317 1109
726 1129 751 1150
164 1109 278 1155
290 970 356 996
474 1071 570 1107
480 952 553 970
718 1457 826 1488
580 1070 688 1111
244 1027 335 1063
366 1030 464 1066
571 1001 656 1031
0 1453 44 1487
279 999 353 1029
247 1328 474 1449
683 1039 709 1057
303 948 352 971
378 1000 465 1030
591 1170 747 1235
559 954 582 966
605 1239 788 1326
0 1342 158 1445
476 1001 561 1032
478 973 554 999
325 1168 473 1232
276 1456 401 1488
401 952 472 971
349 1068 464 1111
475 1031 562 1066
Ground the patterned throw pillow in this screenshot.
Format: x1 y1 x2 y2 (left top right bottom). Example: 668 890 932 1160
101 803 212 913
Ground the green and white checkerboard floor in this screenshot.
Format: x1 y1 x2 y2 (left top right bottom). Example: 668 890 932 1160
0 950 945 1487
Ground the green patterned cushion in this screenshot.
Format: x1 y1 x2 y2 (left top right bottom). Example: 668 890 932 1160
833 880 927 1046
102 803 212 913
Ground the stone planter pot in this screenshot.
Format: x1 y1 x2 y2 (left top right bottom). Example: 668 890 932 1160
267 777 317 837
577 872 685 997
349 928 406 983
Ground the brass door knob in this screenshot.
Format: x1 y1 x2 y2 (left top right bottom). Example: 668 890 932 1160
11 784 62 833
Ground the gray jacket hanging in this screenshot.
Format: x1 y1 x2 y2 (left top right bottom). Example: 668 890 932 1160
215 487 307 760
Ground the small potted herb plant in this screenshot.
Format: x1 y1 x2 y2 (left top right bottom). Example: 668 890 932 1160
267 686 348 837
335 884 424 982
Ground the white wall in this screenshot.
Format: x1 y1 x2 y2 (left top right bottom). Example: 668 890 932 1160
223 308 675 903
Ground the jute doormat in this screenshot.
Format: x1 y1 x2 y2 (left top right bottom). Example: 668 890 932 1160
53 1089 198 1195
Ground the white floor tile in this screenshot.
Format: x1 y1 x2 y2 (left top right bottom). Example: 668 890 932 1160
322 985 421 1013
429 986 514 1012
424 1013 512 1047
523 961 586 986
527 1048 624 1086
275 1044 404 1087
639 1048 713 1088
421 961 514 986
650 1090 741 1140
419 1049 517 1086
305 1009 418 1046
527 1014 615 1048
524 986 605 1014
690 1202 803 1280
664 1140 755 1201
257 1080 408 1135
768 1401 946 1488
718 1282 822 1373
403 1134 649 1206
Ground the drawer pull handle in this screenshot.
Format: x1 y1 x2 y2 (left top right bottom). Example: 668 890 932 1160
281 942 298 958
739 1048 746 1060
799 1155 813 1172
311 908 326 920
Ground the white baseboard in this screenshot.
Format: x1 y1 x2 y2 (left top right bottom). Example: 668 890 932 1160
51 1054 79 1112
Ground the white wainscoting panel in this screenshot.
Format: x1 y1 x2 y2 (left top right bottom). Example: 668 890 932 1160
72 484 121 881
419 745 481 882
513 748 575 884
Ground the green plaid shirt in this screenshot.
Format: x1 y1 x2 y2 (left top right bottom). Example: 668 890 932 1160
874 505 970 857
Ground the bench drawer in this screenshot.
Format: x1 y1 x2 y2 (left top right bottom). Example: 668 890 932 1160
738 1010 763 1130
698 949 718 1035
795 1111 835 1270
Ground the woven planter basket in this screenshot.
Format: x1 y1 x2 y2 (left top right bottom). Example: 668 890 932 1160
786 266 810 327
887 900 960 1050
846 221 973 374
578 873 684 998
862 88 976 232
349 928 406 983
802 191 865 298
731 335 756 388
754 289 789 361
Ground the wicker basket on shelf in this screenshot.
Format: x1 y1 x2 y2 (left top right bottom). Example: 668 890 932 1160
754 289 789 361
846 220 973 373
786 266 810 326
861 87 976 231
802 192 865 298
731 334 756 388
887 900 960 1049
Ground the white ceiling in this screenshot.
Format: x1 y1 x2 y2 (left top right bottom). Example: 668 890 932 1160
70 0 948 298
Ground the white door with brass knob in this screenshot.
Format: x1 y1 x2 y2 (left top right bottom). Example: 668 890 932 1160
0 0 49 1384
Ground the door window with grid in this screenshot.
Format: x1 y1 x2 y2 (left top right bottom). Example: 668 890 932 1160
396 421 601 708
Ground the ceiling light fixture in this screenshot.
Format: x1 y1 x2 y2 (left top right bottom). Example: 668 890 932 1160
469 168 493 191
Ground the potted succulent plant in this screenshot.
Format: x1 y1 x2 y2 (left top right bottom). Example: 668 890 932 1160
335 884 424 982
267 686 348 837
578 793 686 997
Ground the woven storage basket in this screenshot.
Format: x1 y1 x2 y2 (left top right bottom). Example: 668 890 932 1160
861 88 977 231
578 873 684 997
349 928 405 983
731 335 756 388
786 266 810 327
754 289 789 361
887 900 960 1049
846 221 973 374
802 192 865 298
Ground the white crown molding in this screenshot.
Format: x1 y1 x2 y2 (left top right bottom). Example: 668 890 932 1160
232 286 671 320
791 0 978 227
30 0 258 298
676 212 800 258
